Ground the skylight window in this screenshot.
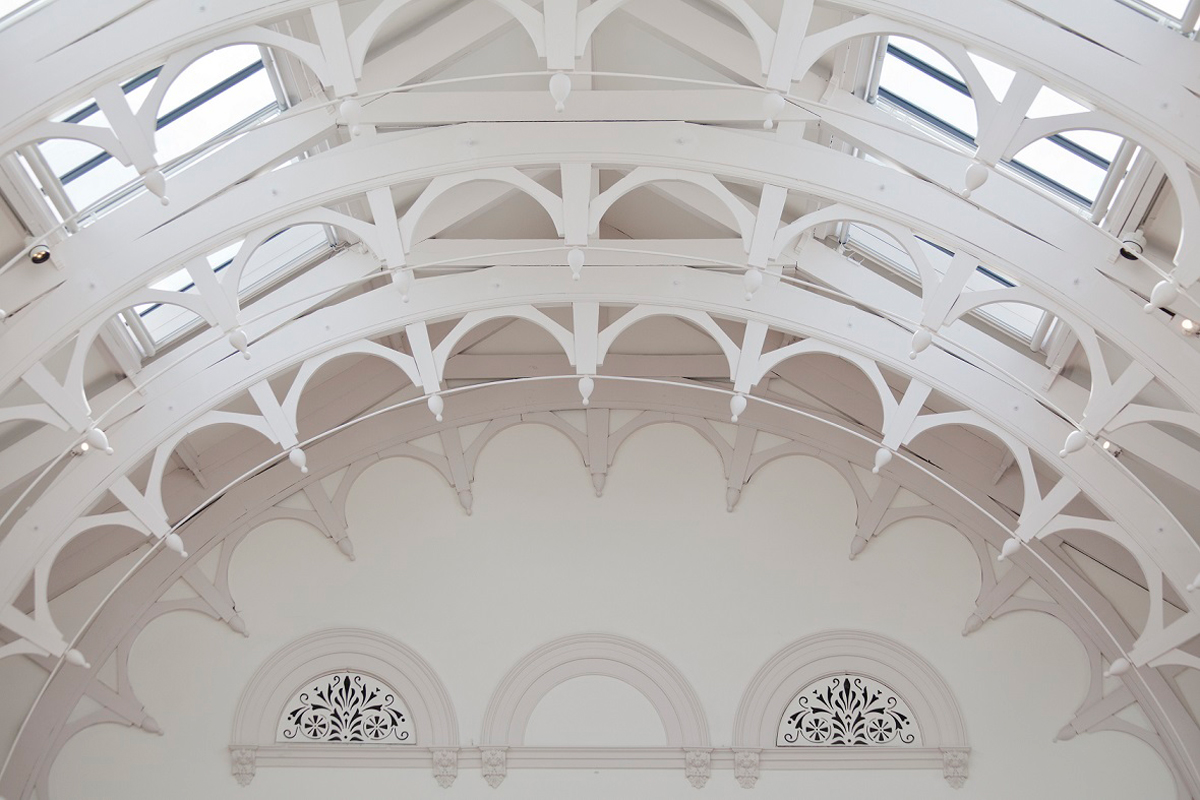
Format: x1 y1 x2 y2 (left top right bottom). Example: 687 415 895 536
1116 0 1199 27
35 45 281 213
133 225 335 346
874 37 1127 209
877 38 976 142
842 223 1043 341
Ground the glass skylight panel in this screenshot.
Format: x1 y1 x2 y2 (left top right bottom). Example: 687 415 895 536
1061 130 1122 162
58 157 139 210
135 227 334 345
1125 0 1190 18
155 67 274 164
1011 138 1108 204
1025 86 1089 119
967 53 1015 102
843 224 1039 339
873 38 1126 209
159 47 263 115
877 38 977 141
37 45 278 212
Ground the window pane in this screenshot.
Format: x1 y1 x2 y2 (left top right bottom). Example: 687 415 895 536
1060 129 1122 162
968 52 1015 101
155 69 275 163
844 224 1036 337
159 46 263 118
238 226 331 294
1026 86 1089 119
1012 138 1107 202
38 137 105 177
62 158 138 209
888 38 961 78
878 56 977 138
1139 0 1189 16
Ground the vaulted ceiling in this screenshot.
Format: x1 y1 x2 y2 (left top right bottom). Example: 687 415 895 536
2 0 1200 796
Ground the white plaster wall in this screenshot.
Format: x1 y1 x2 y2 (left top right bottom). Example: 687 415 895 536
47 423 1176 798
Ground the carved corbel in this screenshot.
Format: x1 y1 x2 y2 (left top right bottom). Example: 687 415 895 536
432 748 458 788
685 749 711 788
481 747 507 788
230 746 257 786
941 747 969 788
733 749 760 789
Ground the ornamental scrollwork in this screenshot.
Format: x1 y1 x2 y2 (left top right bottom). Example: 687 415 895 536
777 674 918 746
277 672 415 743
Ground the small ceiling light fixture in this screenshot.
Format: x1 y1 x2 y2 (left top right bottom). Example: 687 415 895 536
1182 317 1198 335
29 245 50 264
1120 230 1146 261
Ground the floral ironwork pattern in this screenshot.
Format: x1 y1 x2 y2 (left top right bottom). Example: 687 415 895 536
777 674 919 746
277 672 414 743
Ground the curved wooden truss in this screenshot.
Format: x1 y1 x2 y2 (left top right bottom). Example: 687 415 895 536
1 0 1200 796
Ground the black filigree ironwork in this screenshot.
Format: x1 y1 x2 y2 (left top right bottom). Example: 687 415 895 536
780 675 916 746
280 672 412 743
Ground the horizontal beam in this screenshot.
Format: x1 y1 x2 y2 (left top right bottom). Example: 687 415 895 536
362 89 815 125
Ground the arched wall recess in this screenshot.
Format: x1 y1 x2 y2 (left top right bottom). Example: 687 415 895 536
733 630 970 788
228 628 458 787
476 633 713 788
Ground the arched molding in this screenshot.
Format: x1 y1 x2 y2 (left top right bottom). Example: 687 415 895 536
746 446 872 518
11 127 1190 437
5 128 1194 428
794 16 998 133
401 168 565 248
733 630 969 785
281 342 423 429
575 0 773 72
8 276 1197 677
480 633 710 747
606 412 734 479
903 411 1039 520
3 0 1198 171
432 307 576 383
5 120 128 168
596 306 741 378
590 167 755 245
136 32 333 131
230 627 458 760
219 210 379 304
771 205 938 292
749 340 895 430
462 414 589 481
3 383 1193 799
734 630 967 748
